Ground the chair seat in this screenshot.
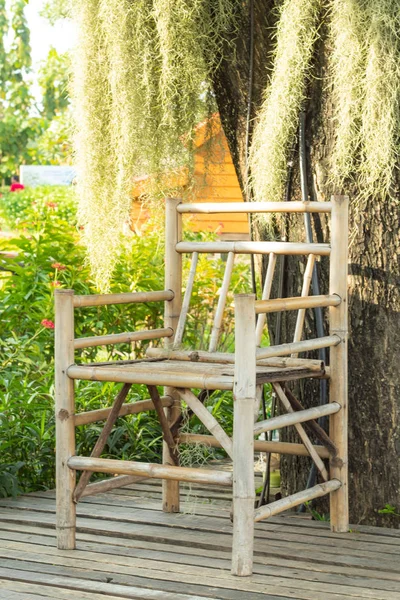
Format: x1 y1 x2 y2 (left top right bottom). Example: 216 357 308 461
67 358 324 391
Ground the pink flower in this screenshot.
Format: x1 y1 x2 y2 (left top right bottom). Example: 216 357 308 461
41 319 55 329
46 202 58 209
51 262 66 270
51 281 62 288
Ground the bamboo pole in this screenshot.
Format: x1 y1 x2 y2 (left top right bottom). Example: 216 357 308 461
273 383 329 482
54 289 76 549
329 195 349 533
257 357 324 371
73 289 174 308
80 475 147 498
164 198 183 512
67 456 233 486
232 294 256 577
291 254 316 355
257 334 340 359
176 241 331 256
253 402 341 436
178 434 330 458
209 251 235 353
73 384 132 503
255 253 277 346
284 387 338 456
147 386 178 465
74 327 173 350
174 252 198 346
177 388 233 458
146 347 324 371
254 479 341 522
255 384 263 422
177 201 333 214
67 364 234 390
255 294 340 315
74 396 173 426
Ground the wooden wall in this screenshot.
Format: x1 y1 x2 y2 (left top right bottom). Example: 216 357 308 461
130 118 249 238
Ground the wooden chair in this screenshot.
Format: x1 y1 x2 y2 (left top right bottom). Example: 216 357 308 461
55 195 349 576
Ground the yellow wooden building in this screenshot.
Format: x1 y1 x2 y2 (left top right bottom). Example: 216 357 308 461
131 114 249 238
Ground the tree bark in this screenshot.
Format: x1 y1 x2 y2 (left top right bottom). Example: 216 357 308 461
212 2 400 527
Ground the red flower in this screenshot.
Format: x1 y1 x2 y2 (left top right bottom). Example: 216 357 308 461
51 281 62 288
46 202 58 209
51 262 66 270
41 319 55 329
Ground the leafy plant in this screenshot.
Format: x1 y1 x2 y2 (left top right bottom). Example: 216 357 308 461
0 185 251 496
304 501 330 522
0 461 24 498
378 504 400 518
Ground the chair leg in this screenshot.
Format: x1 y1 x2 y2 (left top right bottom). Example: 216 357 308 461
55 289 76 549
232 396 255 576
162 388 180 513
329 195 349 532
232 293 256 576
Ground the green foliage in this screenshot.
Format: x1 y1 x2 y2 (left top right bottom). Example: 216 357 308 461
378 504 400 518
0 2 73 177
41 0 72 25
30 110 73 165
0 462 24 498
71 0 243 289
38 47 70 120
304 501 330 522
0 0 8 86
0 0 38 178
9 0 31 74
0 186 250 495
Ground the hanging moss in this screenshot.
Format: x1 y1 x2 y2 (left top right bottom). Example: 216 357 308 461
71 0 241 290
330 0 400 200
359 0 400 199
249 0 322 206
329 0 365 186
72 0 400 287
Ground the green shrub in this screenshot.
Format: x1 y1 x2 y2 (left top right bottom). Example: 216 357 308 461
0 186 252 495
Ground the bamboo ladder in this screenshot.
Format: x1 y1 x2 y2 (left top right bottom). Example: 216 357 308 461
55 195 349 576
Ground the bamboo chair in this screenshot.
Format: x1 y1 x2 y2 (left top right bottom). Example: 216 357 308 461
55 195 349 576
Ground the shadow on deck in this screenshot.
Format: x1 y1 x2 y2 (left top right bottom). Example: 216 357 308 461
0 479 399 600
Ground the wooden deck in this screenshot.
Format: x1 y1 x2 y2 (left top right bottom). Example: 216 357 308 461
0 479 399 600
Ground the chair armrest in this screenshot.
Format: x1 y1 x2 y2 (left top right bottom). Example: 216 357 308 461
73 289 174 308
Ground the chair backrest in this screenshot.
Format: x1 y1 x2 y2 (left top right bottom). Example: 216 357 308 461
164 197 348 359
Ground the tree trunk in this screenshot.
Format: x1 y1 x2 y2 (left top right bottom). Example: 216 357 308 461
212 3 400 527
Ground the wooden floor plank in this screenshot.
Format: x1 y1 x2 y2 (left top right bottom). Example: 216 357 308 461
0 529 399 594
0 507 399 575
1 496 399 560
0 558 285 600
0 524 399 586
27 490 400 550
0 585 49 600
0 573 224 600
0 479 398 600
0 553 390 600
